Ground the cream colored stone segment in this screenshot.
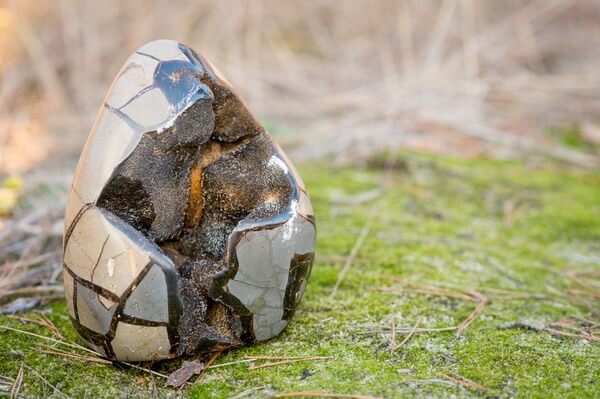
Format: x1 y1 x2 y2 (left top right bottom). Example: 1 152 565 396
76 285 116 334
111 323 171 362
297 191 314 218
63 188 86 233
70 110 139 204
63 207 150 297
123 265 169 323
120 88 172 129
106 53 158 109
137 39 188 62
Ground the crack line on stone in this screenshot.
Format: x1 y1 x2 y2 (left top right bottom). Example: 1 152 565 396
135 51 161 62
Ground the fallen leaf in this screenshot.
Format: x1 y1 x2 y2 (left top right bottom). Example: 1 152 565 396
166 361 204 388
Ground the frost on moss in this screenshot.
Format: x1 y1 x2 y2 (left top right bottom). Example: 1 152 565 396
0 151 598 398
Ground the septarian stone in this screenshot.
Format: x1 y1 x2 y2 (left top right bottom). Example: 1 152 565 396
62 39 316 362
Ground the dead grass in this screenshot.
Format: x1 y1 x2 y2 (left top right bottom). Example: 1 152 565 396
0 0 599 173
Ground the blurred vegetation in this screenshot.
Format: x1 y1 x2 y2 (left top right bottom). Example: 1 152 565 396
1 0 600 172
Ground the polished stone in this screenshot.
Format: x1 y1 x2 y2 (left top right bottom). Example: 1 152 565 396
111 322 171 362
123 265 169 323
63 39 315 362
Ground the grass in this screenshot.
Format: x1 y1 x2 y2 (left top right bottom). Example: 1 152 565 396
0 151 599 398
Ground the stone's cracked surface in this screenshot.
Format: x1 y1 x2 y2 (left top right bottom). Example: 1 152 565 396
111 323 171 362
227 213 316 341
76 284 117 335
123 265 169 323
107 53 158 109
63 39 315 362
64 207 154 297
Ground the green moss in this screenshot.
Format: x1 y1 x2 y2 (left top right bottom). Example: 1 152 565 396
1 151 598 398
548 123 599 153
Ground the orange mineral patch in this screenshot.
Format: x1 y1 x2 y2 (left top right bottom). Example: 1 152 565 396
185 161 205 228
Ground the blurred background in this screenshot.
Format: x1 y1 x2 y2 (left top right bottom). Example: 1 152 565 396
1 0 600 179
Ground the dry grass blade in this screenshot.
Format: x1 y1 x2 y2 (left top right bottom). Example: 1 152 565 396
205 358 255 369
192 350 222 386
389 316 397 350
439 372 486 391
245 355 330 360
359 326 458 335
275 391 382 399
7 314 63 339
329 222 371 300
0 325 98 355
248 356 332 371
375 285 487 337
543 327 600 342
456 294 488 338
37 345 112 365
0 324 174 381
396 318 422 350
0 286 64 301
114 362 170 381
229 386 267 399
10 365 24 399
229 387 265 399
22 364 72 399
569 289 600 299
376 286 477 301
36 314 63 338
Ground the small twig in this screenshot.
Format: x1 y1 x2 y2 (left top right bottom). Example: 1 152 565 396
275 391 382 399
10 365 24 399
248 356 332 371
438 372 486 391
396 318 422 349
456 293 487 338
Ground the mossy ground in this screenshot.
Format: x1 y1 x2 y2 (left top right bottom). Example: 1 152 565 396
1 151 599 398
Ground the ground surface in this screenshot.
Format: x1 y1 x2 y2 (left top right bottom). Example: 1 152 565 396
0 151 599 398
